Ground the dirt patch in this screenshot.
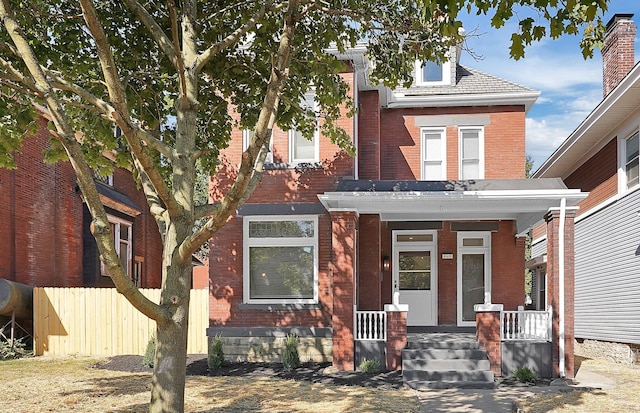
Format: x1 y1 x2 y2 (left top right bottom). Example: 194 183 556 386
94 355 405 390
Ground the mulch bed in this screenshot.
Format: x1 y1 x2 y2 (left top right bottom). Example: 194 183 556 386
93 355 406 390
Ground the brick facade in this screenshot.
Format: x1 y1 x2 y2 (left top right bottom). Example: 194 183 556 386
208 61 535 370
0 118 162 288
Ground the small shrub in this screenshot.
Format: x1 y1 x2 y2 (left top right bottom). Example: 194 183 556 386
142 334 156 368
0 338 28 360
282 334 300 369
514 366 536 383
207 333 225 370
359 358 380 373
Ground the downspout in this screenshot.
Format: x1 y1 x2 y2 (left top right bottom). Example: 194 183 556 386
558 197 566 378
353 57 360 180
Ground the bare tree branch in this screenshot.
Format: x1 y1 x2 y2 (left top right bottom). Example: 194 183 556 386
0 0 165 322
121 0 180 70
179 1 299 260
79 0 180 215
46 71 174 159
195 2 272 72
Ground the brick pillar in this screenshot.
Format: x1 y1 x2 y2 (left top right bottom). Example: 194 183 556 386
475 304 503 377
331 211 357 370
545 207 577 378
384 303 408 371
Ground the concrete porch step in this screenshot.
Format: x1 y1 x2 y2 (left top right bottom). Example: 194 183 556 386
404 379 497 390
403 368 494 382
403 348 488 360
403 358 491 371
402 332 495 390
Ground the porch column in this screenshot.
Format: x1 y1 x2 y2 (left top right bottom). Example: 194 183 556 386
331 211 358 370
384 303 408 371
545 206 578 379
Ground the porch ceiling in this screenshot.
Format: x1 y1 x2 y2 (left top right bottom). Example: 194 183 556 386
318 179 588 233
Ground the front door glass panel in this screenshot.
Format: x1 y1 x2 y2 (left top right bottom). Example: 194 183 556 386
399 251 431 290
462 253 485 322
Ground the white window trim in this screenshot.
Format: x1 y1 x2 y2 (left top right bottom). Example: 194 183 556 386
457 231 492 327
618 130 639 194
243 215 319 304
101 215 132 277
414 60 451 86
420 127 447 180
288 128 320 163
243 129 273 163
458 126 485 180
289 92 320 163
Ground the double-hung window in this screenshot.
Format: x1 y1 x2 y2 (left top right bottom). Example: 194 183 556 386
459 127 484 180
625 131 639 190
421 128 446 180
242 129 273 163
243 216 318 304
289 92 319 163
101 215 132 278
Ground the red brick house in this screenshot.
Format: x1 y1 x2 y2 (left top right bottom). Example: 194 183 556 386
532 14 640 362
208 43 586 381
0 115 163 289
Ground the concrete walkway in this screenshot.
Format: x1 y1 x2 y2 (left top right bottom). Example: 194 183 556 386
414 363 615 412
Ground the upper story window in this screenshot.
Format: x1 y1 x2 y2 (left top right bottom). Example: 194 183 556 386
243 216 318 304
242 129 273 163
421 128 446 180
415 60 451 86
459 127 484 180
289 92 319 163
95 171 114 186
101 215 132 278
624 131 639 190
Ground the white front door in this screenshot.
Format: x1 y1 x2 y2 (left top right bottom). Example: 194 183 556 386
457 232 491 326
393 231 437 326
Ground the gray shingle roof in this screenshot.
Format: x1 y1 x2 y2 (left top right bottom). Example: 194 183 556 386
399 64 535 96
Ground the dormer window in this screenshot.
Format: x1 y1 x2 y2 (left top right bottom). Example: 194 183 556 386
415 60 451 86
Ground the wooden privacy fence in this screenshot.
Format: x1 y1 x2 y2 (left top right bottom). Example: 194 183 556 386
33 287 209 356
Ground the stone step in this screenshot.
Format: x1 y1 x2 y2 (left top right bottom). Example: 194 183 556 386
406 340 479 350
403 358 491 371
402 348 488 360
402 368 494 383
404 379 497 390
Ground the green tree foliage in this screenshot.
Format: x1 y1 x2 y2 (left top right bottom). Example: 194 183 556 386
0 1 609 412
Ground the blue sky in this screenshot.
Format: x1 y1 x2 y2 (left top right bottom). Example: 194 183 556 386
458 1 640 170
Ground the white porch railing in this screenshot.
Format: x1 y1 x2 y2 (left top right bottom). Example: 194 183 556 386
354 309 386 341
501 306 552 342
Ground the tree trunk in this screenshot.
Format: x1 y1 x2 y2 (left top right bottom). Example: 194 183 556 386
149 220 192 413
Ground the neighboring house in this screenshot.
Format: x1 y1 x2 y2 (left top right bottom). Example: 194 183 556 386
209 41 585 376
532 14 640 362
0 114 163 289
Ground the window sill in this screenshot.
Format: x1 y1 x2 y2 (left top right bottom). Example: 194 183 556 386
264 162 323 170
238 302 323 311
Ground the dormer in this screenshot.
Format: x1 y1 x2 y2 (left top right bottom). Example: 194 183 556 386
414 59 452 86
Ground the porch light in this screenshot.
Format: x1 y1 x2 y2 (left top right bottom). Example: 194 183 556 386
382 256 390 272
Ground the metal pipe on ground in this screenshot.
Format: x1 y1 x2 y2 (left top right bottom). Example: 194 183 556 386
0 279 33 320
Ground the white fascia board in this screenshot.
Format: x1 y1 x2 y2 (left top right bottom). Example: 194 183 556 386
534 62 640 178
318 189 587 214
385 91 540 113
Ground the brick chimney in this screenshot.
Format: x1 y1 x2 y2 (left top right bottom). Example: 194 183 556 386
602 14 636 97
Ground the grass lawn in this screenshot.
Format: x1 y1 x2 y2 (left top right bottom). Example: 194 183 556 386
0 357 420 412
